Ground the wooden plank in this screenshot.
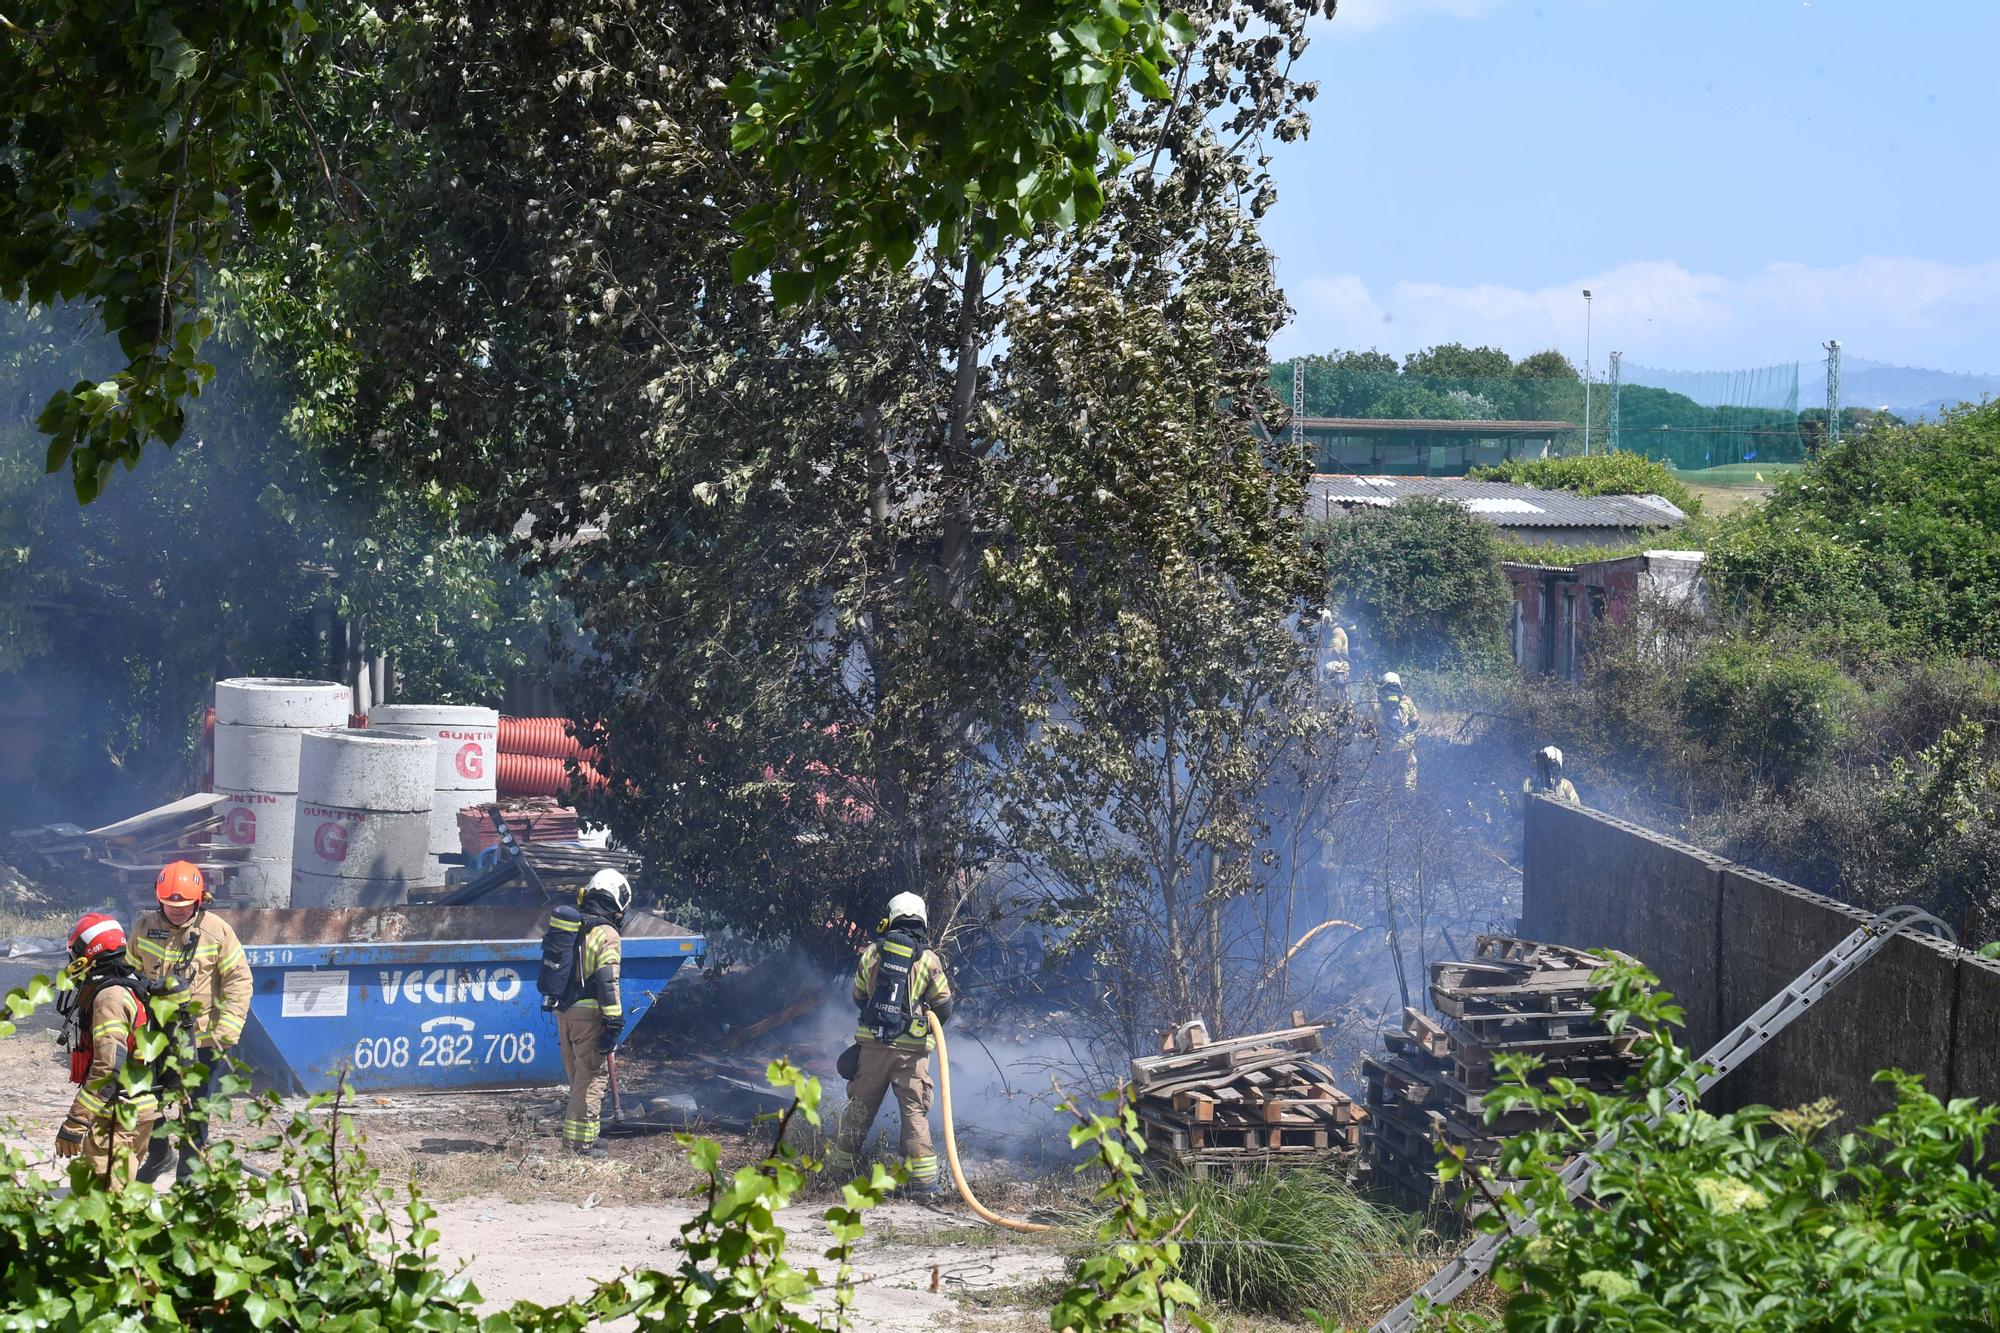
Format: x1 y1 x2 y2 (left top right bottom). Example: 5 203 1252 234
1137 1050 1310 1099
1129 1024 1323 1087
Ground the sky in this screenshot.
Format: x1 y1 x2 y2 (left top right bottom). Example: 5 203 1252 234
1262 0 2000 376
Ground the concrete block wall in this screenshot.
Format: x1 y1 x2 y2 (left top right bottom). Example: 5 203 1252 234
1522 798 1727 1055
1523 797 1996 1115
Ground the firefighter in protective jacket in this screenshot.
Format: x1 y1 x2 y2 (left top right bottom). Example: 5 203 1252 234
828 892 955 1192
133 861 252 1181
1375 672 1421 793
553 869 629 1156
57 914 158 1188
1525 745 1581 805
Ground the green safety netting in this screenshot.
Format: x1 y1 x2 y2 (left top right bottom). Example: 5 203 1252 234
1270 358 1808 474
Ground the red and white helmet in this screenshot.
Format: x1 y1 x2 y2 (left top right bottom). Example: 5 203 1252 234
67 913 129 965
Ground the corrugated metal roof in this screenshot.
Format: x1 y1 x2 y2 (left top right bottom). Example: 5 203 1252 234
1307 475 1687 529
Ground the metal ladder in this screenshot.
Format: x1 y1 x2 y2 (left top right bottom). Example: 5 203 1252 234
1368 904 1958 1333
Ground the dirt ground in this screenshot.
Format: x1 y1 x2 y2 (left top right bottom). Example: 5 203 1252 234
0 1008 1078 1332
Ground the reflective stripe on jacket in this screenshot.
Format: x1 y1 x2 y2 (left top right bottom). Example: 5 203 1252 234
851 940 953 1051
67 986 156 1130
132 910 253 1047
568 923 623 1019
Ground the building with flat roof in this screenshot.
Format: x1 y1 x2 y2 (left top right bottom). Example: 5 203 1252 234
1298 417 1577 475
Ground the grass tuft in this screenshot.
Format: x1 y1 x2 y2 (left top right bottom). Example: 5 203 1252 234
1137 1166 1421 1321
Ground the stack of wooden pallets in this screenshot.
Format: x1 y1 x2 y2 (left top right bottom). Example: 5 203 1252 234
1131 1022 1366 1179
1361 936 1641 1210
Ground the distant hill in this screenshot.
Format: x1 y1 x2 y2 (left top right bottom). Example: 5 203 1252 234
1842 360 2000 421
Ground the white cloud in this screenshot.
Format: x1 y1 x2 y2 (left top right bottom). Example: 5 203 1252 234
1330 0 1507 36
1275 257 2000 373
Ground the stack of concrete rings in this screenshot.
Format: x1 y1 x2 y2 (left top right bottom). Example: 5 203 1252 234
290 726 437 907
213 678 350 907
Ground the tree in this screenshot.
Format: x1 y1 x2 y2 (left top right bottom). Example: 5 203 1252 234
726 0 1197 299
1314 498 1512 673
1717 401 2000 657
0 0 1240 502
0 0 341 501
1510 349 1577 380
265 0 1328 959
1402 343 1513 383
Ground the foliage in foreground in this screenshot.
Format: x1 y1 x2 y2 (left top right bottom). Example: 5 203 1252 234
1442 962 2000 1330
1 969 1203 1331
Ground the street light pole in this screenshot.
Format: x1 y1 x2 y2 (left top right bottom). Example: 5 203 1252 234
1581 288 1593 455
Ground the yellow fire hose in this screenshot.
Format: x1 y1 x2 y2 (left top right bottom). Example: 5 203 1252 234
928 1011 1052 1233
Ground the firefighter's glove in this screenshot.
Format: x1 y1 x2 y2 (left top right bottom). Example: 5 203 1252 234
601 1021 625 1056
55 1121 87 1158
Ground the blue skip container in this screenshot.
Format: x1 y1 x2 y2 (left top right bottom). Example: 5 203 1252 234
232 905 704 1094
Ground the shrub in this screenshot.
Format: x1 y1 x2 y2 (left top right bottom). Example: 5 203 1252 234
1705 520 1913 665
1141 1166 1414 1320
1314 498 1512 673
1451 963 2000 1330
1728 401 2000 656
1469 450 1701 517
1681 638 1855 790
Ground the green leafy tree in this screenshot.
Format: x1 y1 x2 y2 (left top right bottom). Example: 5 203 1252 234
1510 350 1577 381
1444 962 2000 1330
1315 498 1512 673
279 0 1326 960
1403 344 1513 382
727 0 1200 299
0 0 346 501
1715 401 2000 657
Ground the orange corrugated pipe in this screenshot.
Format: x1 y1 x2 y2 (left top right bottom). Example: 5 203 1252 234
495 751 609 798
497 716 603 763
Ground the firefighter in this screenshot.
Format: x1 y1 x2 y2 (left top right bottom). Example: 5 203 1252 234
1526 745 1581 804
56 914 158 1188
1375 671 1420 792
132 860 251 1182
555 869 629 1157
828 892 955 1194
1318 609 1351 695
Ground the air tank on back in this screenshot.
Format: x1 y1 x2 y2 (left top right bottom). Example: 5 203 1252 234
366 703 500 884
291 726 437 907
213 678 351 907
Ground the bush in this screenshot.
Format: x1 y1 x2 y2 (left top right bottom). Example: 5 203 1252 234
1725 401 2000 656
1681 638 1855 790
1457 963 2000 1330
1469 450 1701 517
1705 521 1913 665
1314 498 1512 673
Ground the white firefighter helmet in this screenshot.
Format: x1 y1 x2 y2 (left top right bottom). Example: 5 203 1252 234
885 891 928 929
581 868 633 921
1538 745 1564 772
1379 671 1403 690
